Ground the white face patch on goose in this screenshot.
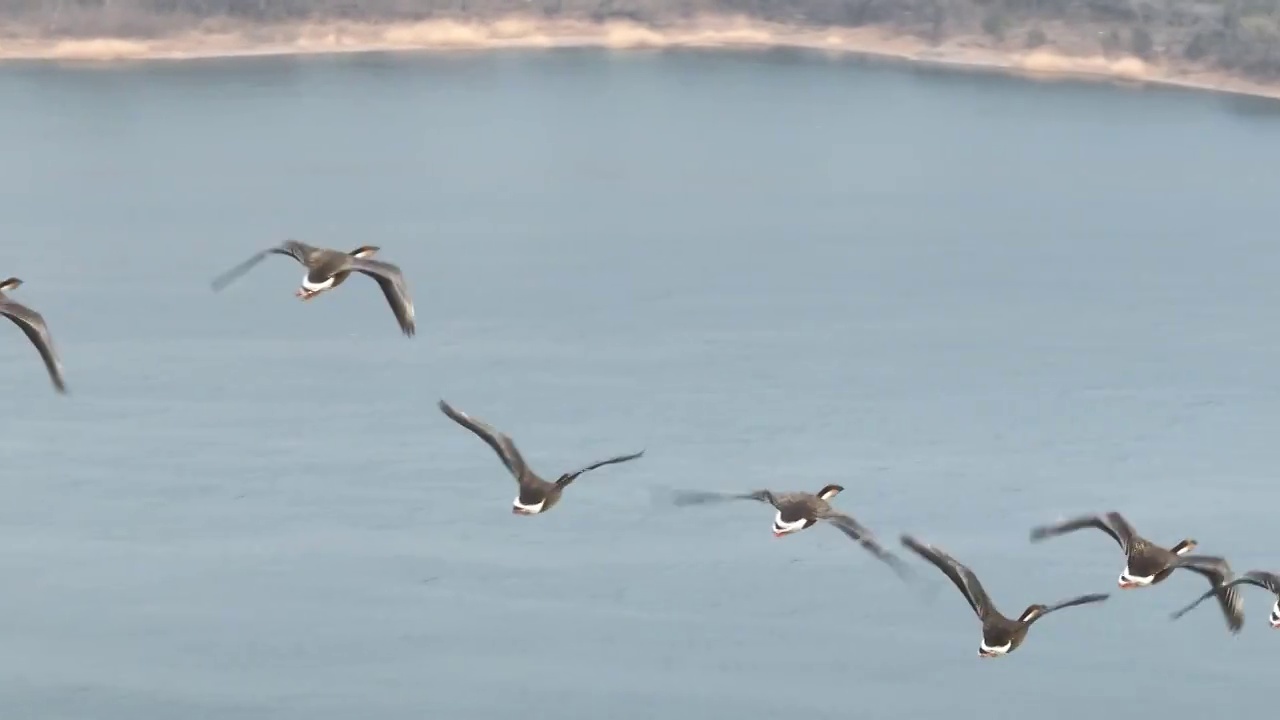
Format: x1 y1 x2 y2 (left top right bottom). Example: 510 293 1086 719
772 512 807 536
301 275 335 292
1270 601 1280 628
512 496 545 515
1118 567 1155 588
978 639 1011 657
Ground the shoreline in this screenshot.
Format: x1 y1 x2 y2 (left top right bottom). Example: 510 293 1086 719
1 16 1278 103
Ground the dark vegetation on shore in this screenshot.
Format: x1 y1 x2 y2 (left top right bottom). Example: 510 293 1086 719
0 1 1278 79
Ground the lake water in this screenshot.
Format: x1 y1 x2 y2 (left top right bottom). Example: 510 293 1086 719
0 47 1277 719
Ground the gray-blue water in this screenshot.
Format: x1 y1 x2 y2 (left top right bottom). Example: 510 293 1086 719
1 48 1278 718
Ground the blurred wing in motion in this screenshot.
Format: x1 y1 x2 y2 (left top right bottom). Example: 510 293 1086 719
669 489 777 508
438 399 531 483
210 240 315 292
0 299 66 393
556 451 646 488
823 512 912 580
1174 555 1245 633
1029 512 1136 553
901 534 996 621
350 257 415 336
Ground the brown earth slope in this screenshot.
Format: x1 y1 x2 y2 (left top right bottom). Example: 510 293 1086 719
0 1 1277 99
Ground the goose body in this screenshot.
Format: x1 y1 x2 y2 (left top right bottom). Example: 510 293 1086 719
298 244 380 299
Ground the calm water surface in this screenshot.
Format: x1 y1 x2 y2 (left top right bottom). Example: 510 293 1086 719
0 48 1278 719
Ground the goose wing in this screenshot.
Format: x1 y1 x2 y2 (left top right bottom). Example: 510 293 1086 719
1172 555 1245 633
211 239 319 292
900 535 996 621
669 488 779 508
1040 593 1110 618
1029 511 1135 553
555 450 645 488
0 300 66 393
1171 570 1279 621
350 257 415 337
820 511 911 580
1236 570 1280 593
438 400 531 483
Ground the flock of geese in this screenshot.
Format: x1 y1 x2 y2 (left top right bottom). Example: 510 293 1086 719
5 238 1278 660
670 494 1277 657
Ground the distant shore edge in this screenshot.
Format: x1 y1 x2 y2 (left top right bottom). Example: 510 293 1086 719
1 16 1277 103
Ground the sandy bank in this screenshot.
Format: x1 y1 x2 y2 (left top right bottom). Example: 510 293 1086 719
0 16 1277 103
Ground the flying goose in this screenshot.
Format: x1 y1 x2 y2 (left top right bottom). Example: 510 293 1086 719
901 534 1109 658
669 485 909 578
211 240 414 336
1029 511 1244 633
438 399 644 515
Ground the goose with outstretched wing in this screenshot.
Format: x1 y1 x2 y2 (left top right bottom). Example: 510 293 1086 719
669 485 909 578
901 534 1108 658
438 399 644 516
211 240 414 337
1028 511 1243 633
